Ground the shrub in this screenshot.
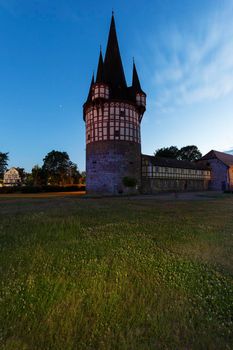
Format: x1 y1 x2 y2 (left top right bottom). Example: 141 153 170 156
0 185 86 194
21 186 42 193
122 176 137 188
0 186 21 194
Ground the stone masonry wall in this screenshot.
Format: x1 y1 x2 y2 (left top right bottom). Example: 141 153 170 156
205 159 229 190
141 178 209 194
86 141 141 194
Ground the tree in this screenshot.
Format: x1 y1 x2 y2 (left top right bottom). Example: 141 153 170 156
42 150 80 185
15 167 27 184
154 145 202 162
31 165 46 186
123 176 137 188
0 152 9 179
68 163 81 184
79 171 86 185
154 146 179 159
178 145 202 161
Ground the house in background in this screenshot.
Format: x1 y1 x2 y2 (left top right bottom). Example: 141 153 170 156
3 167 22 187
197 150 233 190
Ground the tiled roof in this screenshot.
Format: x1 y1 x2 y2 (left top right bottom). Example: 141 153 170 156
201 150 233 167
142 155 210 170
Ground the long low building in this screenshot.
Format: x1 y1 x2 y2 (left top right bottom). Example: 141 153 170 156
141 155 211 193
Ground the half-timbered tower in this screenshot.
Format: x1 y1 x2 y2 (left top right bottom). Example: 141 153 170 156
83 14 146 194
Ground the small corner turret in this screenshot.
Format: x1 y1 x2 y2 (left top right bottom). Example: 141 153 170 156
132 61 146 116
92 49 109 101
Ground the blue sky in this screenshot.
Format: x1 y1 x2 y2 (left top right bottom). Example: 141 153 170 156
0 0 233 171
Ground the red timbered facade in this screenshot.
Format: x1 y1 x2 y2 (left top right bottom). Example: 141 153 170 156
85 102 141 144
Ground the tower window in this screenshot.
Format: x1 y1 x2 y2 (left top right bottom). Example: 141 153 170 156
120 110 125 118
115 130 119 137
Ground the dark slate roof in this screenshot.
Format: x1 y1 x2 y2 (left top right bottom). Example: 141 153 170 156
86 73 94 103
200 150 233 167
84 13 145 105
96 50 105 83
104 14 127 98
142 155 210 170
132 62 145 95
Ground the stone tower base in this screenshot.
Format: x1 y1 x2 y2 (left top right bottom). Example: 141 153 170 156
86 141 141 194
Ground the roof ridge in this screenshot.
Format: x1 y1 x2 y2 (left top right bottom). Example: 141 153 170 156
201 149 233 166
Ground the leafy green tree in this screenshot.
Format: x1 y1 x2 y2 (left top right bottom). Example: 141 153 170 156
79 171 86 185
154 145 202 162
15 167 27 184
31 165 46 186
123 176 137 188
0 152 9 179
42 150 80 185
178 145 202 161
154 146 179 159
68 163 81 184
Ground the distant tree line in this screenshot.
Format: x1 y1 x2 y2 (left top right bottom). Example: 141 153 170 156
154 145 202 161
1 145 201 186
0 150 85 186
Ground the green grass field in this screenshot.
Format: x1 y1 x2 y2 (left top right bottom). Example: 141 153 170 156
0 193 233 349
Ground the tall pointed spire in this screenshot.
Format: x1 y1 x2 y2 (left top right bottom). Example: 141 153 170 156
104 13 127 96
87 73 94 102
132 61 142 92
96 49 105 83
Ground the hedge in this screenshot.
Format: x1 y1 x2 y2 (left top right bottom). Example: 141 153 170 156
0 185 86 194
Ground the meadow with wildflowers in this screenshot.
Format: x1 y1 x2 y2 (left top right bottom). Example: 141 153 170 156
0 194 233 349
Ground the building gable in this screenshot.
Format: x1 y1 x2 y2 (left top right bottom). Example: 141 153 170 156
201 150 233 167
